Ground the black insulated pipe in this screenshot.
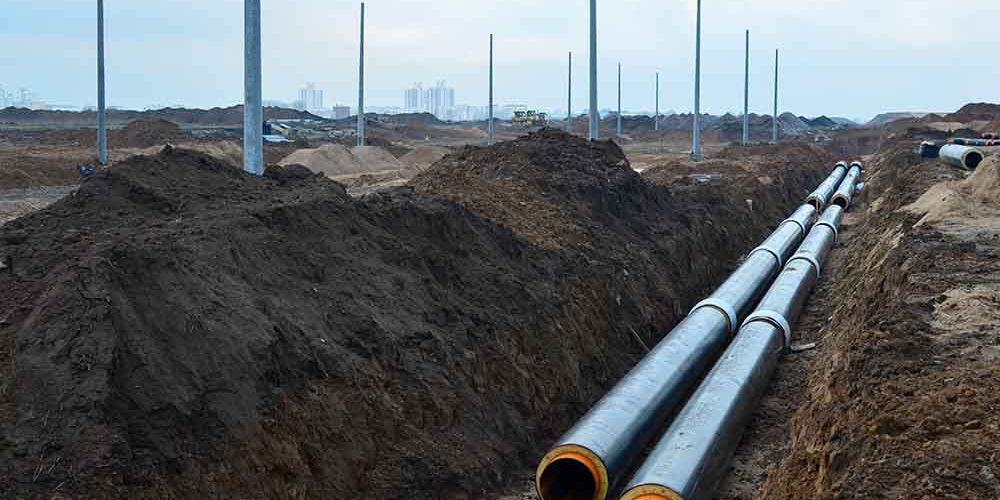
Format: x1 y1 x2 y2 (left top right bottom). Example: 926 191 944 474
535 204 817 500
830 162 863 208
617 176 858 500
805 162 848 211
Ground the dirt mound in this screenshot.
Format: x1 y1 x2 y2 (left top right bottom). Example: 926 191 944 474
399 146 450 171
278 144 401 178
110 119 190 148
0 131 826 499
760 143 1000 500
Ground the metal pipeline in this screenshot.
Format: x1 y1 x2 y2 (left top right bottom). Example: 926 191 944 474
830 162 863 208
618 190 853 500
535 204 816 500
939 144 985 170
951 138 999 147
805 162 848 211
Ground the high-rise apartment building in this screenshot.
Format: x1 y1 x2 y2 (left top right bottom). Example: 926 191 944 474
404 80 456 119
297 83 324 113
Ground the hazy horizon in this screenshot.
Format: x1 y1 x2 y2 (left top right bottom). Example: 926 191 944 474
4 0 998 122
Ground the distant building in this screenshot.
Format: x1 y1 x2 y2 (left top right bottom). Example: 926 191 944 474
331 105 351 119
297 83 324 113
404 80 456 119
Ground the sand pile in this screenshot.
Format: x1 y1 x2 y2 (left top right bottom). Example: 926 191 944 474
279 144 402 178
902 156 1000 234
399 145 450 171
0 132 827 499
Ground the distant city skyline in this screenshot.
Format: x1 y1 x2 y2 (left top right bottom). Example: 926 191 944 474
3 0 997 123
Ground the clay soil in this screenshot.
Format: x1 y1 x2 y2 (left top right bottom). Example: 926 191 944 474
0 129 826 499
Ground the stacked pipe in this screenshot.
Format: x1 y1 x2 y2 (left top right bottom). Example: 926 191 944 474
952 138 999 147
535 164 849 500
618 166 861 500
939 144 985 170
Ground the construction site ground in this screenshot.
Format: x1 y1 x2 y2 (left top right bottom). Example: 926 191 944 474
0 114 997 499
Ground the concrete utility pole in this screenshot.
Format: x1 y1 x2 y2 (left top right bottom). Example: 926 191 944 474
97 0 107 165
773 48 779 143
488 34 494 145
691 0 703 160
588 0 598 140
357 2 366 147
617 62 622 137
567 51 572 133
655 72 660 131
743 30 750 146
243 0 263 175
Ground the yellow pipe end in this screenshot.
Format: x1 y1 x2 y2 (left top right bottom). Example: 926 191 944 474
619 484 684 500
536 445 610 500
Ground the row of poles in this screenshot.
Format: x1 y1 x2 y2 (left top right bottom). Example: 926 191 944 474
92 0 783 173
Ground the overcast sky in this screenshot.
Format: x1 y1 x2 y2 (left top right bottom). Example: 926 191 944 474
2 0 998 121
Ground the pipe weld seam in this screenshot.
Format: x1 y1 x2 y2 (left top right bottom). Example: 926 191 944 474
750 246 783 274
790 253 822 279
691 298 739 336
743 309 793 348
781 217 807 240
814 220 839 242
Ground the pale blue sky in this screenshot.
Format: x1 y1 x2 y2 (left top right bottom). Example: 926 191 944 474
2 0 997 120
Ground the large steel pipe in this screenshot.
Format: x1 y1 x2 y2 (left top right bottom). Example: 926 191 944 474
939 144 985 170
618 202 847 500
951 138 998 147
535 204 816 500
830 162 863 208
805 162 848 211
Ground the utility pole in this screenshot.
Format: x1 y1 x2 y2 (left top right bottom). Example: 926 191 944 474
617 62 622 137
488 34 494 145
773 48 779 143
655 71 660 131
743 30 750 146
97 0 107 165
243 0 263 175
567 51 572 133
357 2 366 147
588 0 598 140
691 0 703 160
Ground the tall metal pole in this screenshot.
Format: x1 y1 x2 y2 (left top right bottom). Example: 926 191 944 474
743 30 750 146
773 48 779 143
488 34 494 145
243 0 263 175
617 62 622 137
567 51 572 133
357 2 366 147
691 0 703 160
588 0 598 140
655 72 660 131
97 0 107 165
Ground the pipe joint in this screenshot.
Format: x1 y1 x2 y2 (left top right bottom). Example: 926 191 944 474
743 309 793 348
814 220 839 243
749 245 783 274
789 253 822 280
691 298 739 336
781 216 807 240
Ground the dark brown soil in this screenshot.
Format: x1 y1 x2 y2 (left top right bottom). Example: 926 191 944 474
0 130 825 499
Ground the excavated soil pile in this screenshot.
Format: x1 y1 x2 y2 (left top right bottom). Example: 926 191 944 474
110 119 190 149
278 144 402 178
1 130 824 499
760 145 1000 499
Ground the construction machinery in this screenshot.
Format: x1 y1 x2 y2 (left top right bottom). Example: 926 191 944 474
513 110 548 127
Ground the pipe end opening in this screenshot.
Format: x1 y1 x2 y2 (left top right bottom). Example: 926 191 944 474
966 152 984 170
806 197 823 211
831 195 849 209
620 485 685 500
538 455 600 500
